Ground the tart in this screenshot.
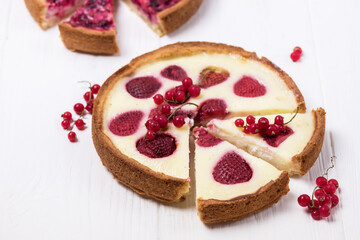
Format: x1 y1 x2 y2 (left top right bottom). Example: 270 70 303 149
24 0 84 29
207 108 326 176
58 0 119 55
123 0 203 36
193 127 289 224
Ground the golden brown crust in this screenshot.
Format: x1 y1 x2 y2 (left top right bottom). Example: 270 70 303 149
58 22 119 55
197 171 289 224
24 0 46 29
92 42 304 203
293 108 326 175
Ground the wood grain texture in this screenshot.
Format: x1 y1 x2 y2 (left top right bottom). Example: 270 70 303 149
0 0 359 239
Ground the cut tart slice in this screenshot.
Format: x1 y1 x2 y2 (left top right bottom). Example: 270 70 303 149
58 0 119 55
123 0 203 36
193 127 289 224
207 108 326 176
25 0 84 29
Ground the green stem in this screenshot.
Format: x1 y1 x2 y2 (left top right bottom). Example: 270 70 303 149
198 69 216 86
167 102 198 120
284 106 300 125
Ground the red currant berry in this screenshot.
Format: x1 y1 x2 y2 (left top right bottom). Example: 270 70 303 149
328 179 339 188
61 119 71 129
293 46 302 54
258 117 269 129
324 183 337 194
291 51 301 62
274 115 284 125
173 115 185 128
308 199 320 212
315 188 326 199
330 194 339 208
75 119 85 130
297 194 311 207
318 194 331 207
74 103 85 115
311 209 321 220
278 125 286 133
153 94 164 105
235 118 245 127
84 91 94 102
161 104 171 115
319 205 331 218
165 90 175 101
62 111 72 120
188 85 201 97
153 114 168 128
266 124 279 137
246 115 255 125
175 90 186 103
146 119 160 132
243 126 251 134
68 131 77 142
146 131 156 140
176 85 187 93
182 77 193 89
250 123 260 134
86 101 94 114
91 84 101 94
316 176 328 188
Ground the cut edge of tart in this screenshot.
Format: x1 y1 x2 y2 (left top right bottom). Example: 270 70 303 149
123 0 203 36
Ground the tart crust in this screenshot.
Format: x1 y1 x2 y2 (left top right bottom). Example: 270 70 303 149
92 42 305 203
24 0 47 29
123 0 203 36
58 22 119 55
197 171 289 224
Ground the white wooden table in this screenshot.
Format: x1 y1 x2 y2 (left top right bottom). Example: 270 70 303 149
1 0 359 239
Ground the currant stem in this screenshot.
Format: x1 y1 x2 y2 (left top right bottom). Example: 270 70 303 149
198 69 216 86
167 102 199 120
284 106 300 125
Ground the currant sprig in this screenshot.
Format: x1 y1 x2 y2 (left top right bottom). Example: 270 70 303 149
298 156 340 220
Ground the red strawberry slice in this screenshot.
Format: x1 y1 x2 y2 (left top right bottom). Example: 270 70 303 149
198 66 230 89
233 76 266 97
136 133 177 158
212 151 253 185
194 99 228 122
160 65 188 81
126 76 161 99
109 111 144 136
261 126 294 147
193 127 223 147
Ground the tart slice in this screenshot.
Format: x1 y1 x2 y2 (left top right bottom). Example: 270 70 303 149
58 0 119 55
123 0 203 36
25 0 84 29
207 108 326 176
193 127 289 224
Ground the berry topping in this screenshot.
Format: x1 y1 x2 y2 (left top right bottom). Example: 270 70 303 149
131 0 181 23
175 90 186 103
265 124 279 137
160 65 187 81
153 114 168 128
188 85 201 97
161 103 171 115
193 127 223 147
235 118 245 127
75 119 85 130
84 91 94 102
173 115 185 128
182 77 193 89
246 115 255 125
146 119 160 132
74 103 85 115
91 84 101 94
153 94 164 105
198 67 230 89
164 89 176 101
258 117 269 129
261 126 294 147
194 99 228 122
62 111 72 120
243 126 251 134
249 123 260 134
233 76 266 97
274 115 284 125
85 101 94 114
126 76 162 99
146 130 156 140
68 131 77 142
109 111 144 136
212 151 253 185
136 133 176 158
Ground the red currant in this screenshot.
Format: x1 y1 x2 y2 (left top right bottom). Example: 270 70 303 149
330 194 339 208
146 131 156 140
324 183 337 194
86 101 94 114
291 51 301 62
293 46 302 54
258 117 269 129
175 90 186 103
176 85 187 93
308 199 320 212
153 94 164 105
235 118 245 127
274 115 284 125
182 77 193 89
328 179 339 188
314 188 326 199
278 125 286 133
246 115 255 125
74 103 85 115
250 123 260 134
62 111 72 120
316 176 327 188
173 115 185 128
243 126 251 134
84 91 94 102
266 124 279 136
75 119 85 130
188 85 201 97
91 84 101 94
297 194 311 207
311 209 321 220
146 119 160 132
61 119 71 129
318 194 331 207
165 90 175 101
68 131 77 142
161 104 171 115
319 205 331 218
153 114 168 128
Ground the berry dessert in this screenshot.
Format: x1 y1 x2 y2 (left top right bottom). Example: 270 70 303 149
193 127 289 224
92 42 324 222
123 0 203 36
58 0 119 55
207 108 326 175
24 0 84 29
